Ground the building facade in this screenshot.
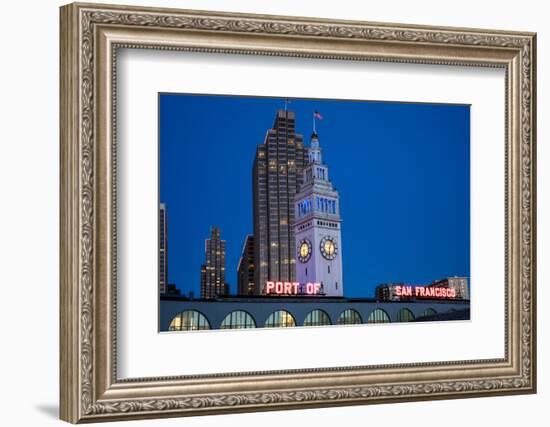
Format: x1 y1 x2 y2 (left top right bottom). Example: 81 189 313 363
375 283 406 302
159 203 168 295
200 227 228 299
252 109 308 294
160 295 470 331
294 132 343 297
375 277 470 302
237 235 255 295
428 277 470 300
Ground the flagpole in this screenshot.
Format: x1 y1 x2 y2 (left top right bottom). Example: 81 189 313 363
312 110 316 134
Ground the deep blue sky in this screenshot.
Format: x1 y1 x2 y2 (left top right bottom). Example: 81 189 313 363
159 94 470 298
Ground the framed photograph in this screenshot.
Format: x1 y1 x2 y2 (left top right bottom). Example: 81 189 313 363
158 93 472 332
60 2 537 423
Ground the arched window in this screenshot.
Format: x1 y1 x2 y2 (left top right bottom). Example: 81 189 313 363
303 309 331 327
337 309 362 325
265 310 296 328
396 308 415 322
422 308 437 317
367 308 390 324
220 310 256 329
168 310 210 331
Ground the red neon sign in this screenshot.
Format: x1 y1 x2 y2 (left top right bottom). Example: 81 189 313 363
265 281 321 295
394 285 456 299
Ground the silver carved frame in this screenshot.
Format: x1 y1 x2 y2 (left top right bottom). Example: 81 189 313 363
59 2 537 423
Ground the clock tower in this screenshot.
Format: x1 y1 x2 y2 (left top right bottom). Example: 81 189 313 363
294 131 343 297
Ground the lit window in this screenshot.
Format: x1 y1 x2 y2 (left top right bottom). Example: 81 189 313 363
396 308 415 322
337 309 362 325
168 310 210 331
220 310 256 329
367 308 390 324
265 310 296 328
303 310 331 327
422 308 437 317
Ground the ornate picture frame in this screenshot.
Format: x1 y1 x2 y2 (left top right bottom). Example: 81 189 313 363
60 2 536 423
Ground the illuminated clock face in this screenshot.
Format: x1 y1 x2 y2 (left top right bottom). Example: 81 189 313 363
298 239 312 263
320 236 338 260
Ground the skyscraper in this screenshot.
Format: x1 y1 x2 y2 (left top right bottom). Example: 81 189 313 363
294 131 344 296
200 227 228 299
159 203 168 295
237 235 255 295
252 109 308 294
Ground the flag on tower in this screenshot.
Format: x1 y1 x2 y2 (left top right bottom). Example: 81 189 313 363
313 110 324 120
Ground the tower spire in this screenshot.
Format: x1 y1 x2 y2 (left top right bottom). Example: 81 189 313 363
284 98 291 111
309 130 322 165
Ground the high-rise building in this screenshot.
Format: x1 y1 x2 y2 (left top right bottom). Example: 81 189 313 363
159 203 168 295
237 235 255 295
294 131 344 296
252 109 308 293
200 227 228 299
